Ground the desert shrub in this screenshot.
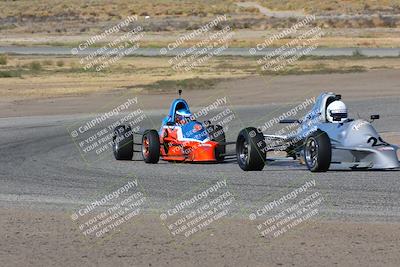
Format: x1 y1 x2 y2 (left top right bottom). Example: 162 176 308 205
0 54 7 65
56 60 65 67
42 60 53 66
0 70 22 78
29 61 42 71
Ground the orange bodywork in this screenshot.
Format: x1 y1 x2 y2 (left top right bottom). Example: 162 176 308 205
160 127 218 162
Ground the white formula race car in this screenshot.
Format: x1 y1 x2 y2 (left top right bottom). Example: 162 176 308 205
236 92 400 172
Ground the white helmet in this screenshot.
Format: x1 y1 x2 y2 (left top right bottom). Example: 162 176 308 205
326 100 348 123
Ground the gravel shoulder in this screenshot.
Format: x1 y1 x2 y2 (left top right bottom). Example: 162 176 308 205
2 208 400 267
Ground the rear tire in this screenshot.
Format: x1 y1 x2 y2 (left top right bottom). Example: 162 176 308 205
236 127 266 171
304 130 331 172
142 130 160 164
207 124 226 162
113 125 133 160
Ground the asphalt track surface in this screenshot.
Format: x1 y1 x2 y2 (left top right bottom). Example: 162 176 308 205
0 97 399 223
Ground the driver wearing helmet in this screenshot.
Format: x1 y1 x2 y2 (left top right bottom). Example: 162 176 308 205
175 108 192 125
326 100 348 123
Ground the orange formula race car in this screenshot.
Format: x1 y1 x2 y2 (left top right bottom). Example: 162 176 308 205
112 91 235 163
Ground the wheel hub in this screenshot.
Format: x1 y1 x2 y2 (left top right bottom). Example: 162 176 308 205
305 138 318 167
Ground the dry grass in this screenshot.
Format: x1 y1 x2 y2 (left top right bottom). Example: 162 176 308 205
1 0 399 46
1 54 400 99
135 36 400 48
0 0 237 18
2 27 400 48
256 0 398 13
0 0 397 19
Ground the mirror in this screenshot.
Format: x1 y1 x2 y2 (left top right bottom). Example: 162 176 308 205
334 94 342 100
370 114 380 120
279 119 301 124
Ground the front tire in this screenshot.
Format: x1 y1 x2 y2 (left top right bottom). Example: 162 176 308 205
304 130 331 172
113 125 133 160
142 130 160 163
236 127 266 171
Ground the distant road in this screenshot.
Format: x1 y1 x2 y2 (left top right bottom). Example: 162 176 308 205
1 46 399 57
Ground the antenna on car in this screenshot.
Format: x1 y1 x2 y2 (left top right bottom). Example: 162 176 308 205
178 89 182 98
370 114 380 122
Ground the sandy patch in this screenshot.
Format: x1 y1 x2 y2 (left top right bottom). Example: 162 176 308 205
1 208 399 267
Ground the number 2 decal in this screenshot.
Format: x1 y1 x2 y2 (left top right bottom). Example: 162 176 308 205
367 137 389 147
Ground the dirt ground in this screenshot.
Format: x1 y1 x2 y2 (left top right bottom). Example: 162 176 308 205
1 69 399 117
1 208 399 267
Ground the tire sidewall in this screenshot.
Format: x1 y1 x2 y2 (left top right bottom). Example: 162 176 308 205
113 125 133 160
304 130 331 172
142 129 160 163
236 127 266 171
